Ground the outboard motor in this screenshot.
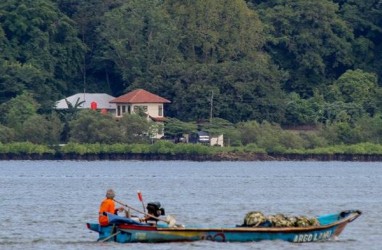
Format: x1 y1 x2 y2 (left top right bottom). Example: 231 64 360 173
146 202 165 221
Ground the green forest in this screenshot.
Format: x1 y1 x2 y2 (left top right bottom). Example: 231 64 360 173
1 0 382 152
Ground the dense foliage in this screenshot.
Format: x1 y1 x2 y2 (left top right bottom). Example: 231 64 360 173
3 141 382 158
1 0 382 149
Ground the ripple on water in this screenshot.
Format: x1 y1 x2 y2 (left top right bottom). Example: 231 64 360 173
0 160 381 250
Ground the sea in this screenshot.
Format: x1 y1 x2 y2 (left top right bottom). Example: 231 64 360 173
0 160 381 250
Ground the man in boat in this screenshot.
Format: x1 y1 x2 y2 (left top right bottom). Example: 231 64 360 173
98 189 124 226
138 202 166 224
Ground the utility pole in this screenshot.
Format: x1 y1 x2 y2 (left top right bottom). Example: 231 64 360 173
210 91 214 124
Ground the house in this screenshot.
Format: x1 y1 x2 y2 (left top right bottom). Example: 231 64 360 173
110 89 171 139
55 93 116 114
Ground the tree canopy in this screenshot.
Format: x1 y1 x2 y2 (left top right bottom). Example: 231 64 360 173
0 0 85 109
0 0 381 129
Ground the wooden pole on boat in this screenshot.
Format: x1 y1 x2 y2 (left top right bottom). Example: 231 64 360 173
137 191 146 214
114 199 159 220
113 199 179 227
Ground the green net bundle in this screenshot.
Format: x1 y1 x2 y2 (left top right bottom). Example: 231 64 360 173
243 211 320 227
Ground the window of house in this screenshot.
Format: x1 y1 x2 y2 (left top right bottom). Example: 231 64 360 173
134 105 148 113
158 105 163 116
128 105 131 114
122 105 126 114
117 105 121 116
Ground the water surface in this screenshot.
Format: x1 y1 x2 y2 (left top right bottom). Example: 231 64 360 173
0 161 381 249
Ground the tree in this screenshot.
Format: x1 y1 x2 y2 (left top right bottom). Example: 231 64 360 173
0 61 51 108
56 97 85 142
327 69 381 117
321 121 362 145
68 110 121 144
98 0 181 91
98 0 286 123
252 0 355 96
55 0 124 93
0 92 39 132
118 114 151 144
236 120 262 146
236 120 294 151
20 114 62 144
0 0 85 108
169 60 287 123
285 92 324 125
355 114 382 143
0 124 15 143
320 101 363 125
164 118 197 137
200 118 235 136
164 0 264 63
161 0 286 123
334 0 382 81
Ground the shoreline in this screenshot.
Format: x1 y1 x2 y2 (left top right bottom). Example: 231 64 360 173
1 152 382 161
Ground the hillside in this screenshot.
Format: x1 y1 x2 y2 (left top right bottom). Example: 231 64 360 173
1 0 382 148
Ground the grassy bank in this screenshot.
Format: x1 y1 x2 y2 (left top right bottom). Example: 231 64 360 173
1 141 382 161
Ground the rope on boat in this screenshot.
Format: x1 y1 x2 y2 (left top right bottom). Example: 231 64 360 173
99 230 121 242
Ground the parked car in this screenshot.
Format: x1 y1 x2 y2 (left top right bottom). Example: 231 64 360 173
189 131 210 144
160 134 186 143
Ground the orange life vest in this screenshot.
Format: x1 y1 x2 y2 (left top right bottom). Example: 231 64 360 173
98 198 115 226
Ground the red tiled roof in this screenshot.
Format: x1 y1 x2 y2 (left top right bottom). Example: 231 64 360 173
149 116 167 122
110 89 171 104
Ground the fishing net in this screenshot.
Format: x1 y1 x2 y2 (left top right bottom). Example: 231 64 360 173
243 211 267 227
243 211 320 227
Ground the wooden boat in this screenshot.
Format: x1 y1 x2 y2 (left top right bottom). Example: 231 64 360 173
86 210 361 243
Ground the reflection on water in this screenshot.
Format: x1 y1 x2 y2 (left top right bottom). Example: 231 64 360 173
1 161 381 250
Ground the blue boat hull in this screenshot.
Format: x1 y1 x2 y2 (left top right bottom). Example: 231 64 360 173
86 210 361 243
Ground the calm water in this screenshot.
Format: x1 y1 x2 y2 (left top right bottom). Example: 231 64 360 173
0 160 381 250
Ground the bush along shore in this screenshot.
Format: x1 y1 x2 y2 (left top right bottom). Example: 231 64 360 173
2 141 382 161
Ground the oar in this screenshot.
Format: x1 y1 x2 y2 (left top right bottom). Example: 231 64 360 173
99 230 121 242
114 199 161 221
113 199 180 227
137 190 146 214
99 224 120 243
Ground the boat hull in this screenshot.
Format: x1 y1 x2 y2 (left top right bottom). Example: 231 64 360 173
86 210 361 243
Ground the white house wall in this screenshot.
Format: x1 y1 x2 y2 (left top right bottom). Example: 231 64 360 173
133 103 163 117
115 103 165 139
115 103 164 118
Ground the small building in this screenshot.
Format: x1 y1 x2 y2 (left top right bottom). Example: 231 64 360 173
55 93 116 114
210 134 224 147
110 89 171 139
